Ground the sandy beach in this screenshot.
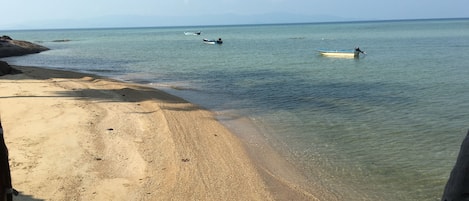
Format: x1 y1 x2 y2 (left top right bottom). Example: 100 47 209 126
0 66 323 201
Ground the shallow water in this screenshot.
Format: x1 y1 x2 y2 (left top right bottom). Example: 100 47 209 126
3 18 469 200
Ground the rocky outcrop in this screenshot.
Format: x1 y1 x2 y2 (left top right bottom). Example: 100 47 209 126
441 130 469 201
0 61 21 76
0 35 49 58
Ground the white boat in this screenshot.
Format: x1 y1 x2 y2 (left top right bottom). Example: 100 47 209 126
317 47 365 58
184 31 201 36
203 38 223 45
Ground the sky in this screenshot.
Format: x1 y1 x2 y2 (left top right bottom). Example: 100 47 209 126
1 0 468 29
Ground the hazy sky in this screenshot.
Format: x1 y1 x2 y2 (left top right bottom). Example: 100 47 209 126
1 0 468 29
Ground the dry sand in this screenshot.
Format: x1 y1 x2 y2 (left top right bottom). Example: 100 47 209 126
0 66 325 201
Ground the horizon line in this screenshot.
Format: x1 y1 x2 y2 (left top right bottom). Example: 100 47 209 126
1 17 468 32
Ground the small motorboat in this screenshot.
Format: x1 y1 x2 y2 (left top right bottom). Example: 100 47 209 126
317 47 366 58
184 31 201 35
203 38 223 45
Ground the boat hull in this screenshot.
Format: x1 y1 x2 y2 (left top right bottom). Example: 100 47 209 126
318 50 359 58
184 32 201 36
203 39 222 45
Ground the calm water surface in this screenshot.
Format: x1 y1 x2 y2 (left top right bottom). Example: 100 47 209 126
3 19 469 200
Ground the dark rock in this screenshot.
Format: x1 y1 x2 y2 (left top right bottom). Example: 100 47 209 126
52 39 71 42
441 130 469 201
0 61 21 76
0 35 13 40
0 36 49 58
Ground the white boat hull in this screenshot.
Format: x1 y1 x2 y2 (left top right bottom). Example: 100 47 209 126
320 52 357 58
317 50 361 58
203 38 222 45
184 32 201 36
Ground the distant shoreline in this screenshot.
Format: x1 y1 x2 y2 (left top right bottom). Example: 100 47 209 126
1 17 467 31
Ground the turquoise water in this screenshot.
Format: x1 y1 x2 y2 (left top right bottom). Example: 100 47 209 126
3 19 469 200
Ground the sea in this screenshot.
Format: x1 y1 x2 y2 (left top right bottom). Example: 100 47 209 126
2 18 469 200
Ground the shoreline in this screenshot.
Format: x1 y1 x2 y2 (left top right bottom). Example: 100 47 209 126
0 65 325 200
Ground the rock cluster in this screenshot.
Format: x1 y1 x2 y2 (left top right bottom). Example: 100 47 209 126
0 35 49 58
0 35 48 75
